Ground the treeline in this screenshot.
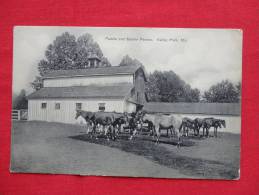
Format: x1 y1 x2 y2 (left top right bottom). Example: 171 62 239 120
146 71 200 102
146 72 241 103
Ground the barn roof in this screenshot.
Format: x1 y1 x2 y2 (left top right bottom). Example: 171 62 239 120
144 102 241 116
27 84 133 99
43 65 147 80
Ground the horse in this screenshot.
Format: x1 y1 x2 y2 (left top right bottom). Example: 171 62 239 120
141 113 183 147
112 112 128 135
75 110 95 121
211 119 226 137
182 117 196 137
193 118 204 136
90 111 117 141
75 113 95 138
201 118 215 137
123 112 142 140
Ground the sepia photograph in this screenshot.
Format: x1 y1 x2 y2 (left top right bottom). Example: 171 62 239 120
11 26 242 179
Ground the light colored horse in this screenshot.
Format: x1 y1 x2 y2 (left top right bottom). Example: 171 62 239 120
142 113 183 146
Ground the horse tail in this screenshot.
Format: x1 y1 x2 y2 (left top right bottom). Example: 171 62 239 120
179 122 183 133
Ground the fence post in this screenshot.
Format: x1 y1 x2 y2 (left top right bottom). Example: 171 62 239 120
17 110 20 121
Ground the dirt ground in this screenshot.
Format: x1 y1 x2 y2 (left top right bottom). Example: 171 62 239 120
11 121 240 179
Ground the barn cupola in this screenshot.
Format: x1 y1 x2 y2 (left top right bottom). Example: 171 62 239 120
87 52 101 68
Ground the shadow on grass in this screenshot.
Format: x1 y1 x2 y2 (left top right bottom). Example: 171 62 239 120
69 134 238 179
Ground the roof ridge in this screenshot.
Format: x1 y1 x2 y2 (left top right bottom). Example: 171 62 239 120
43 65 142 78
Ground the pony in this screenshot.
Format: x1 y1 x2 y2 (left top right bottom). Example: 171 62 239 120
141 113 183 147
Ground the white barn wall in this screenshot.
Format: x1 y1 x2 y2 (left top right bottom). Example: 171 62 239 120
179 113 241 134
124 101 136 113
44 74 133 87
28 98 127 124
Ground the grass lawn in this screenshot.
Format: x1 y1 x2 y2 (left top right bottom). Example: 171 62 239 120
11 121 240 179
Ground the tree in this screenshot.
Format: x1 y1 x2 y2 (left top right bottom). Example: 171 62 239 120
119 55 143 67
40 32 78 76
203 80 240 103
146 71 200 102
12 89 28 109
33 32 111 91
76 33 111 68
37 32 111 76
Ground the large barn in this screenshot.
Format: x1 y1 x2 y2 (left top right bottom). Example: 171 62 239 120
27 64 147 123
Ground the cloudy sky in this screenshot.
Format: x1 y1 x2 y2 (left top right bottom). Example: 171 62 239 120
13 26 242 94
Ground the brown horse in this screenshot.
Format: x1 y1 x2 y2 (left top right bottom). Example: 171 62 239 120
182 117 196 137
212 119 226 137
194 117 226 137
75 111 95 138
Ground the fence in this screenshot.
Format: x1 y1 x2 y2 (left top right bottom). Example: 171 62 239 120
12 109 28 121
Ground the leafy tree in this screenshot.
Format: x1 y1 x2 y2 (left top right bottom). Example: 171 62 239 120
40 32 78 76
203 80 240 103
39 32 112 74
12 89 28 109
146 71 200 102
32 32 111 90
76 33 111 68
119 55 143 67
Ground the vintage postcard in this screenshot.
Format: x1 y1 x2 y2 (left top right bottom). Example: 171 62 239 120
11 26 242 179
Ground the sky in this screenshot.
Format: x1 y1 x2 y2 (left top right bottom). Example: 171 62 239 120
13 26 242 94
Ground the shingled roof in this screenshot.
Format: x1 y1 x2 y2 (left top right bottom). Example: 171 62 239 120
144 102 241 116
43 65 146 80
27 84 133 99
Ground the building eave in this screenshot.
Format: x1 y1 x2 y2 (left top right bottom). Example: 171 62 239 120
43 73 133 80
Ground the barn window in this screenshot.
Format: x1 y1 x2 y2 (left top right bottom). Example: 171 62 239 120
41 102 47 109
76 103 82 110
98 103 105 111
55 103 60 110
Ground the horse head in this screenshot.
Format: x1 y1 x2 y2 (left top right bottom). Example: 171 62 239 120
221 120 226 128
75 110 82 119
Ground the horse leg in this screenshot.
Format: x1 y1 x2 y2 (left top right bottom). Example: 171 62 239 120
175 129 181 148
155 126 160 144
169 128 173 139
129 128 133 140
129 128 137 140
177 135 181 148
105 126 110 141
